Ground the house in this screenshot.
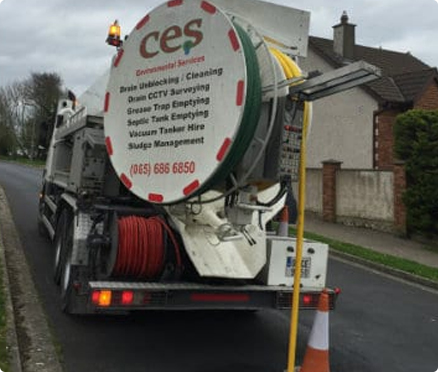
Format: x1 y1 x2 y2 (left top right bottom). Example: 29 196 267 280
298 11 438 170
295 12 438 232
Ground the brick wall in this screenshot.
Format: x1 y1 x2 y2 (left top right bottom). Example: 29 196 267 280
374 109 400 170
322 160 342 222
414 81 438 110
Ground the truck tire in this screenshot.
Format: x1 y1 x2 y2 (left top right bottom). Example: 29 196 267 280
37 197 48 238
53 209 72 284
37 182 49 238
37 216 48 238
59 217 79 313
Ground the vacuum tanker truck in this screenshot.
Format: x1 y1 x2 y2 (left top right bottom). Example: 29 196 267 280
38 0 379 314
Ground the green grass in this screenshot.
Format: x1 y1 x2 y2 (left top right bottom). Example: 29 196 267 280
289 227 438 283
0 264 10 372
0 155 45 168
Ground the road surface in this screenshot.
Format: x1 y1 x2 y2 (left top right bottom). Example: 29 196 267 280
0 161 437 372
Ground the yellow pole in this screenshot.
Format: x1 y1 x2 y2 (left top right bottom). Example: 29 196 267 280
268 48 310 371
287 102 309 372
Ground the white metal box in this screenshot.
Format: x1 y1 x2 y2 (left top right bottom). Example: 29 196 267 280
261 237 329 288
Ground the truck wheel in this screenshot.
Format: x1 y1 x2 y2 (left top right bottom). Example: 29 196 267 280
37 216 48 238
37 197 49 239
53 209 72 285
37 182 49 238
60 219 78 313
37 200 47 238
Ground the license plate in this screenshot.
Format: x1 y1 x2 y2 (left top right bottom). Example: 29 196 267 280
285 257 311 278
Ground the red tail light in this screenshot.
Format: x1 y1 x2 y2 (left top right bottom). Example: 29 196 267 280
302 294 312 306
91 290 112 307
92 290 100 305
121 291 134 305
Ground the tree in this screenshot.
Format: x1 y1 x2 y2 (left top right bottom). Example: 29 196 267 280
0 91 12 155
0 121 15 156
394 109 438 236
0 83 28 156
22 72 63 158
0 72 63 159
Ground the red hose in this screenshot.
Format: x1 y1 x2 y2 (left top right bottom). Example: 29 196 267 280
112 215 181 279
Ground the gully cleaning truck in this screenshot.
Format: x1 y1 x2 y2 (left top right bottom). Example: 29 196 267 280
38 0 379 314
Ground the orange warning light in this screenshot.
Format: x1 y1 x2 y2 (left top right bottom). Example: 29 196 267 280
106 20 122 48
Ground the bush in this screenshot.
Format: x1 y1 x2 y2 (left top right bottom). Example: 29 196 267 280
394 109 438 236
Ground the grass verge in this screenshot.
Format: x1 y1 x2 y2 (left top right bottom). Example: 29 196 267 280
289 227 438 283
0 155 45 168
0 262 10 372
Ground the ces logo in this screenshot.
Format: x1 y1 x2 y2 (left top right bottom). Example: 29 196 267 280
139 19 203 59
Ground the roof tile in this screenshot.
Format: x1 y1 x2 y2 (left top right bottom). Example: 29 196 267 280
309 36 435 103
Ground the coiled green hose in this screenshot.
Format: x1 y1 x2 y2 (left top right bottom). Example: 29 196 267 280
196 22 262 195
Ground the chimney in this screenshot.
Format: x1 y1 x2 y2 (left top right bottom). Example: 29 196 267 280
333 11 356 60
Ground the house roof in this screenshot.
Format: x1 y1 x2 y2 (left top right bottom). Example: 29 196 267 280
392 68 438 102
309 36 436 104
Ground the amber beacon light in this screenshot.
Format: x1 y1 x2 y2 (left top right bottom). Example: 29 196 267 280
106 20 122 48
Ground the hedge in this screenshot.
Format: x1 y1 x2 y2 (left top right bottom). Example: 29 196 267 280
394 109 438 236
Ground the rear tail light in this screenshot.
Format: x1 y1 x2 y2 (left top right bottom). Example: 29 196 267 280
302 294 312 306
91 290 100 305
91 290 112 307
121 291 134 305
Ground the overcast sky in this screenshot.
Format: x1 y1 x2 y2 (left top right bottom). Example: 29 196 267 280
1 0 438 96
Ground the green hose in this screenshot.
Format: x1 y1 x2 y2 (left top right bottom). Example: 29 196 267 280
196 22 262 196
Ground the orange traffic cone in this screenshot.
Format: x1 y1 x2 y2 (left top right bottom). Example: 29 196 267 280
300 289 331 372
277 206 289 236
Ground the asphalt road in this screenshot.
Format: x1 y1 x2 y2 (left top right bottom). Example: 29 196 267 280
0 161 437 372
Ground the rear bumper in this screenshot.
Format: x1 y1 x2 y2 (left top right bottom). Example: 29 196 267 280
82 281 339 313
